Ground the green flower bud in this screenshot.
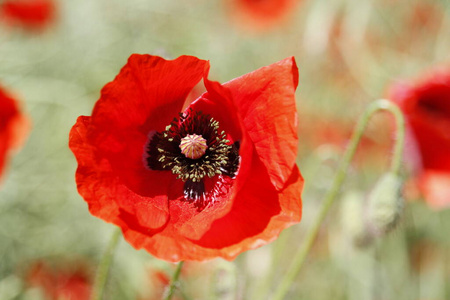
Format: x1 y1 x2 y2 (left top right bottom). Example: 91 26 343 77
365 172 403 236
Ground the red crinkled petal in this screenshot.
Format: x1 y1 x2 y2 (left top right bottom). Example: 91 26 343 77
70 116 170 231
224 57 299 190
91 55 208 134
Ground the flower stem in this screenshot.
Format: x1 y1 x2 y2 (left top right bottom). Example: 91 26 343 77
271 99 405 300
384 100 405 175
90 228 121 300
164 261 185 300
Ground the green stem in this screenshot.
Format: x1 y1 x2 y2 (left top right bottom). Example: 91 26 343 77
271 99 405 300
90 228 121 300
164 261 185 300
383 100 405 175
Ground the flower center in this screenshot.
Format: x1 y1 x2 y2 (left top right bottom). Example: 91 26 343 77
179 134 208 159
146 109 240 209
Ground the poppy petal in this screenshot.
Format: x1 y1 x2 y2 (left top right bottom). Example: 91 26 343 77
224 57 299 190
70 116 170 230
91 54 208 133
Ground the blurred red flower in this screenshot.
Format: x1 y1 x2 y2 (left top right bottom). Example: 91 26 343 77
26 261 92 300
0 84 29 182
138 269 177 300
389 69 450 209
138 261 209 300
227 0 300 31
0 0 55 30
69 54 303 261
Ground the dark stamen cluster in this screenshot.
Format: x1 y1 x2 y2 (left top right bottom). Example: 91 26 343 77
146 109 240 208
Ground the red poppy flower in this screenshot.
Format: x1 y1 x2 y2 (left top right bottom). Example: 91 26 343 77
69 54 303 261
0 84 29 182
26 261 92 300
389 69 450 209
227 0 300 31
0 0 55 30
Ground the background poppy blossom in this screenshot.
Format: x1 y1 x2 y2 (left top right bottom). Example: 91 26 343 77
26 260 92 300
227 0 300 31
0 0 55 30
389 69 450 209
69 54 303 262
0 84 29 182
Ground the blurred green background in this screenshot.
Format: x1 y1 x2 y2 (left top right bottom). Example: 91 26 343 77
0 0 449 299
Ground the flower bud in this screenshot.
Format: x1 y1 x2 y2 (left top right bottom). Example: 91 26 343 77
365 172 403 236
